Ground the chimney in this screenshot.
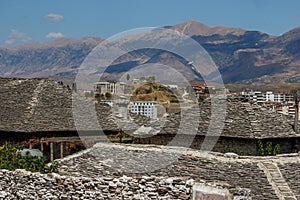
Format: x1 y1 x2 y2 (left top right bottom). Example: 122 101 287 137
294 96 299 133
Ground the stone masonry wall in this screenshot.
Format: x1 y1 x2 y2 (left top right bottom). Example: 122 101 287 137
137 134 300 155
137 134 258 155
0 169 198 199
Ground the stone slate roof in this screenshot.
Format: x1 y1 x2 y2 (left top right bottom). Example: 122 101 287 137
0 78 299 139
57 143 300 199
0 78 121 132
279 162 300 199
159 98 300 139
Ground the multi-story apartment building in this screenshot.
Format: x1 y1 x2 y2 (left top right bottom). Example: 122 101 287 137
266 92 294 103
94 81 126 95
246 91 294 104
249 91 265 104
130 101 157 119
288 101 300 119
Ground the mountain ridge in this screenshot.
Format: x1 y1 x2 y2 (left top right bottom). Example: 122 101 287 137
167 19 246 37
1 20 300 84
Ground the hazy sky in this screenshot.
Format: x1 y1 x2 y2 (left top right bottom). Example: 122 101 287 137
1 0 300 46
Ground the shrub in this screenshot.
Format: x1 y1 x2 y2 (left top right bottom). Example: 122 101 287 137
258 140 265 156
247 149 253 156
223 146 228 153
0 143 57 173
273 144 281 155
105 92 112 99
266 141 273 156
239 149 244 156
232 147 238 154
258 140 281 156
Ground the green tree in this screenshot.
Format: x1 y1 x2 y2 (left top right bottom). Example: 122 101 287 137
105 92 112 99
94 93 102 101
146 86 153 94
204 87 210 94
0 143 57 173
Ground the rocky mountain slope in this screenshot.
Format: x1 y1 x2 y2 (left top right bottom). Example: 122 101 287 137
0 37 103 84
1 20 300 84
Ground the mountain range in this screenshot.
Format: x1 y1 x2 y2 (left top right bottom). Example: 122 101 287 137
1 20 300 84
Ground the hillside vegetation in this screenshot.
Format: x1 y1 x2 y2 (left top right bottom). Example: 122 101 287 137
130 83 179 103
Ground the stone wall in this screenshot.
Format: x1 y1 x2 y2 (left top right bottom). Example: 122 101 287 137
136 134 300 155
0 169 249 199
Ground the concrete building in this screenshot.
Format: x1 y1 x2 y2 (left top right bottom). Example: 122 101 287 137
288 101 300 119
250 91 265 104
163 84 178 90
99 100 113 107
94 81 125 95
282 93 294 102
247 91 294 104
266 92 294 103
130 101 157 119
265 91 275 102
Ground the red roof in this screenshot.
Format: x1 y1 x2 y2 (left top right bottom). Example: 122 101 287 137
192 83 203 87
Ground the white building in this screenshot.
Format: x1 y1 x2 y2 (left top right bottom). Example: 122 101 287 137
250 91 265 104
282 94 294 102
132 78 140 84
288 102 300 120
163 84 178 90
99 100 113 107
249 91 294 104
130 101 157 119
266 92 294 103
94 81 125 95
265 91 275 102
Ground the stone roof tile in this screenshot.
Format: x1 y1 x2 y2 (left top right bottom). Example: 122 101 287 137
0 78 299 139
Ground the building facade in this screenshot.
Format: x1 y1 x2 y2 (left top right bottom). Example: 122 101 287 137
249 91 265 104
94 81 125 95
130 101 158 119
246 91 294 104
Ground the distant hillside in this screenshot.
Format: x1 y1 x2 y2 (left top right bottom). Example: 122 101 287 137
130 83 179 103
226 82 300 93
169 20 300 83
0 37 103 84
1 20 300 84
